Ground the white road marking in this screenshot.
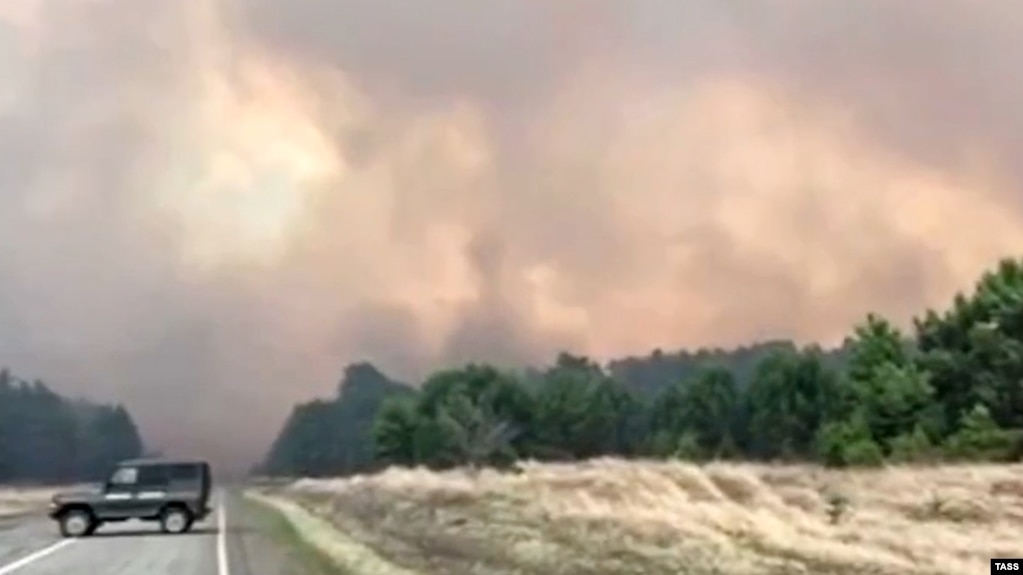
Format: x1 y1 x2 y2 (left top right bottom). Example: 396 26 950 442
0 539 75 575
217 493 230 575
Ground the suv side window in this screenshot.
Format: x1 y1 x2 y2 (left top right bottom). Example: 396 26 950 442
168 464 198 481
137 465 169 489
109 466 138 486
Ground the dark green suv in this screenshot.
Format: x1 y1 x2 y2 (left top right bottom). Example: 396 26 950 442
48 458 213 537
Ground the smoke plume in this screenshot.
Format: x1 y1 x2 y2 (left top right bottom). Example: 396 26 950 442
1 0 1022 471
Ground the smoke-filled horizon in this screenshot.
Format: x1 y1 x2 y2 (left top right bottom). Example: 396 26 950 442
1 0 1021 472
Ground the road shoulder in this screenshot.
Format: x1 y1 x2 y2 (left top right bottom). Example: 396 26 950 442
227 491 342 575
243 492 421 575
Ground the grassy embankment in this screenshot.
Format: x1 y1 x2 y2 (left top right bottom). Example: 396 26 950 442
248 459 1023 575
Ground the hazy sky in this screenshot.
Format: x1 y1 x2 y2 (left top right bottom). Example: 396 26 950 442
2 0 1022 471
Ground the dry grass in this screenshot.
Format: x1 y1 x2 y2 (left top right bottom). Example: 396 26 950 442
258 459 1023 575
0 487 60 517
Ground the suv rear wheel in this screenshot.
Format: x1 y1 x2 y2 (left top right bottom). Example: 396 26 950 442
159 506 192 534
59 508 94 538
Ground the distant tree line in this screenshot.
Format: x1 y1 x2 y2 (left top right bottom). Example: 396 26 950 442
0 370 145 483
260 258 1023 476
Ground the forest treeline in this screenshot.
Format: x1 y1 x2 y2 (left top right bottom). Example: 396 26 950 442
262 257 1023 477
0 370 144 483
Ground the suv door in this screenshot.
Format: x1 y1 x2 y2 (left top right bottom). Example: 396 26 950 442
134 465 170 518
101 466 139 519
166 464 201 515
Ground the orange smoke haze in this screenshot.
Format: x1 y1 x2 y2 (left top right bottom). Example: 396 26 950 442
0 0 1021 472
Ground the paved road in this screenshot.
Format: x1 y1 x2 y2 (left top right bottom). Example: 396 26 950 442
0 491 302 575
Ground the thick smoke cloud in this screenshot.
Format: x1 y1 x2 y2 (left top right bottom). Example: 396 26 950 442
2 0 1022 472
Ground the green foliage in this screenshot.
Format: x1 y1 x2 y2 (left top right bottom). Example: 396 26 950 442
0 369 145 483
372 396 419 465
745 346 843 460
262 362 413 476
262 256 1023 476
824 314 938 463
887 424 938 463
413 364 535 468
916 258 1023 436
532 353 645 460
943 404 1016 461
824 492 851 525
649 367 739 460
670 431 703 460
816 411 884 468
841 438 885 467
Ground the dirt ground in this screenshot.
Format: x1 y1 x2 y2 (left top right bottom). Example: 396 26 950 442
0 487 62 518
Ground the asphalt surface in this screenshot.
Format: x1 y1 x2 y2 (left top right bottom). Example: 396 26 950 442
0 490 305 575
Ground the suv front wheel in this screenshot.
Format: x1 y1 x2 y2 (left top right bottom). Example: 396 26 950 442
159 506 192 534
58 508 95 538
